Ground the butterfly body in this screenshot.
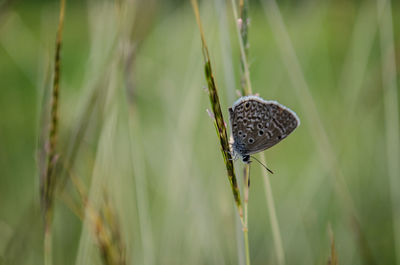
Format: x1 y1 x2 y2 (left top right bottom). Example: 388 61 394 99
228 95 300 163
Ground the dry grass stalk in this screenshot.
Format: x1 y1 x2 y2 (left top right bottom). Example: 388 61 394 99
93 195 126 265
70 172 126 265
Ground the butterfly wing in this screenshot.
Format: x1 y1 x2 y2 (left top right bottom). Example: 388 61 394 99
229 97 299 156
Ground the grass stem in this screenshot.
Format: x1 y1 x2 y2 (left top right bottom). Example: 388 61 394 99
191 0 243 222
377 0 400 263
237 0 252 263
231 0 252 95
243 164 250 265
262 0 358 226
42 1 65 264
232 0 285 263
44 227 53 265
260 155 285 265
243 227 251 265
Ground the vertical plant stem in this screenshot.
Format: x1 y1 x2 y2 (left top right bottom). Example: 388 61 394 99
234 0 252 263
243 229 250 265
243 164 250 265
238 0 250 95
231 0 252 96
259 155 285 265
377 0 400 263
232 0 285 263
42 1 65 265
44 228 53 265
191 0 243 222
328 225 339 265
262 0 357 221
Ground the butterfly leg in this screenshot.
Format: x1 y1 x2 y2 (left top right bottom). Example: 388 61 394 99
227 150 239 161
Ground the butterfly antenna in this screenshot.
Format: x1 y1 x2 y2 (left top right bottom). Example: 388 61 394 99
250 156 274 174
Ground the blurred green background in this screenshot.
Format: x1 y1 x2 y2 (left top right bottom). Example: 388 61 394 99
0 0 399 264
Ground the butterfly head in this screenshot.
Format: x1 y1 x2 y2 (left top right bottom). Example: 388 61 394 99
242 155 251 164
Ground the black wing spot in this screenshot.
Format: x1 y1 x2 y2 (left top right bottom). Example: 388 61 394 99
258 130 264 136
245 102 250 109
248 138 254 143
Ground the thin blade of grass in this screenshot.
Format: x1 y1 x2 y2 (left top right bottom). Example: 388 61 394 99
236 1 252 263
230 0 252 95
238 0 250 95
351 217 376 265
259 154 285 265
236 1 252 264
261 1 383 263
231 0 286 264
214 0 237 104
214 1 245 263
377 0 400 263
261 0 357 223
328 225 338 265
191 0 243 220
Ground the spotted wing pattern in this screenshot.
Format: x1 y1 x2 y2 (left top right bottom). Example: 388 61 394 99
229 96 299 157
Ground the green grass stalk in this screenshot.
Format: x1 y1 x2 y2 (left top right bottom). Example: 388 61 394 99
377 0 400 263
259 155 285 265
41 1 65 265
238 0 250 95
191 0 243 221
243 165 250 265
261 0 377 262
231 0 252 96
261 0 358 223
232 0 286 264
235 0 252 263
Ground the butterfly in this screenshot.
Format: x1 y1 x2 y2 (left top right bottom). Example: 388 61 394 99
228 95 300 169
